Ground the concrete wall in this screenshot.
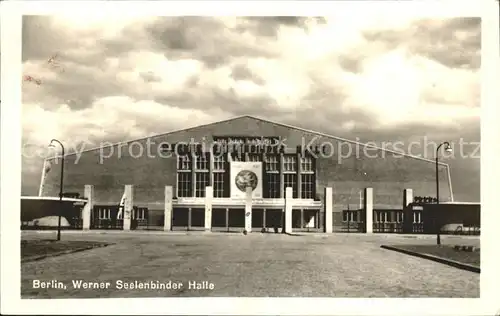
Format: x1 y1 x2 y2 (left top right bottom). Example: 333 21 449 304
42 116 452 229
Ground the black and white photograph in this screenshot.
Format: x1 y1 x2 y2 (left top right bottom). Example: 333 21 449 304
1 1 499 315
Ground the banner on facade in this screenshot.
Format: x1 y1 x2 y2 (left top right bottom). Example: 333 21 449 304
230 161 263 199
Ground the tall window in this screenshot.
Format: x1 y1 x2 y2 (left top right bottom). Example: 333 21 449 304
300 155 313 172
265 155 279 172
195 152 210 197
283 155 297 172
301 174 314 199
213 154 228 198
195 173 210 197
283 155 297 198
177 172 192 197
264 154 280 198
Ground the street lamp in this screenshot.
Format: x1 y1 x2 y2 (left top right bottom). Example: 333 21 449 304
48 139 65 241
435 141 452 245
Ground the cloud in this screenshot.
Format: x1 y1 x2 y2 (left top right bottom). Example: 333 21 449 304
21 15 481 201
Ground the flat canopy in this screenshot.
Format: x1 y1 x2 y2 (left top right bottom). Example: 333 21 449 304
21 196 88 203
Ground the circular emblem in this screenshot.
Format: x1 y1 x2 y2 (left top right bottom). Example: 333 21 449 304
235 170 258 192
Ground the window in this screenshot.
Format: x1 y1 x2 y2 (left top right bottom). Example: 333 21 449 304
300 155 313 172
134 208 146 220
247 153 262 162
283 155 297 172
213 154 226 171
177 155 192 170
301 174 314 199
284 173 298 198
376 211 389 223
265 155 279 172
413 211 422 223
343 211 358 222
178 172 192 197
264 173 280 198
195 172 210 197
396 211 404 223
213 172 226 198
98 208 111 220
231 152 244 161
195 153 209 171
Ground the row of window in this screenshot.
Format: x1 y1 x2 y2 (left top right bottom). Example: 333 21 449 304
178 172 315 199
342 211 423 223
96 208 146 220
177 153 314 173
177 153 316 199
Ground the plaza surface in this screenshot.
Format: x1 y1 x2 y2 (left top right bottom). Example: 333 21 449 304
21 231 480 298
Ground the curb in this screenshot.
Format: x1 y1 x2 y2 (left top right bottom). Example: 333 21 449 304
21 243 111 263
380 245 480 273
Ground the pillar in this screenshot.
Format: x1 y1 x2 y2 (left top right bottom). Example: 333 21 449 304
285 187 293 233
364 187 373 233
245 186 252 232
123 185 134 231
82 185 94 230
164 186 173 231
187 208 192 231
300 209 304 229
205 186 213 231
403 188 414 233
324 187 333 233
263 208 267 228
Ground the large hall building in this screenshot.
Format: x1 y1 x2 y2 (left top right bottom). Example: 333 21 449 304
39 115 453 233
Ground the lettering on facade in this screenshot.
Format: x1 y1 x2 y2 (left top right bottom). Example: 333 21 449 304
160 136 286 155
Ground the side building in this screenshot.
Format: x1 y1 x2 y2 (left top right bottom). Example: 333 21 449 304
40 115 453 232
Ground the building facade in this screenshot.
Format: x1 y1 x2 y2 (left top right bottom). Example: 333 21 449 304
40 115 453 232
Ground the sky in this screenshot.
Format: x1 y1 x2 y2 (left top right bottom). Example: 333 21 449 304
21 15 481 201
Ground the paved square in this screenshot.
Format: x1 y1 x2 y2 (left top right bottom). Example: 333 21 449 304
21 232 479 298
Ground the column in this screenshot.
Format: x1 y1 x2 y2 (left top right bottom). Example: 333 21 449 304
300 208 304 229
187 208 192 231
279 153 285 198
82 185 94 230
285 187 293 233
123 185 134 231
205 186 213 232
403 188 414 233
164 186 173 231
297 152 302 199
191 152 196 198
263 208 267 229
324 187 333 233
244 186 252 232
225 208 229 232
364 187 373 233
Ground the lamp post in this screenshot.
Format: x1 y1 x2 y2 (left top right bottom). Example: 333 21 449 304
49 139 65 241
435 141 452 245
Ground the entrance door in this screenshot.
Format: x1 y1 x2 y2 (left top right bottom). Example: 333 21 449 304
265 209 283 233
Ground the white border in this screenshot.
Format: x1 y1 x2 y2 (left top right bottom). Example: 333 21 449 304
1 1 499 315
